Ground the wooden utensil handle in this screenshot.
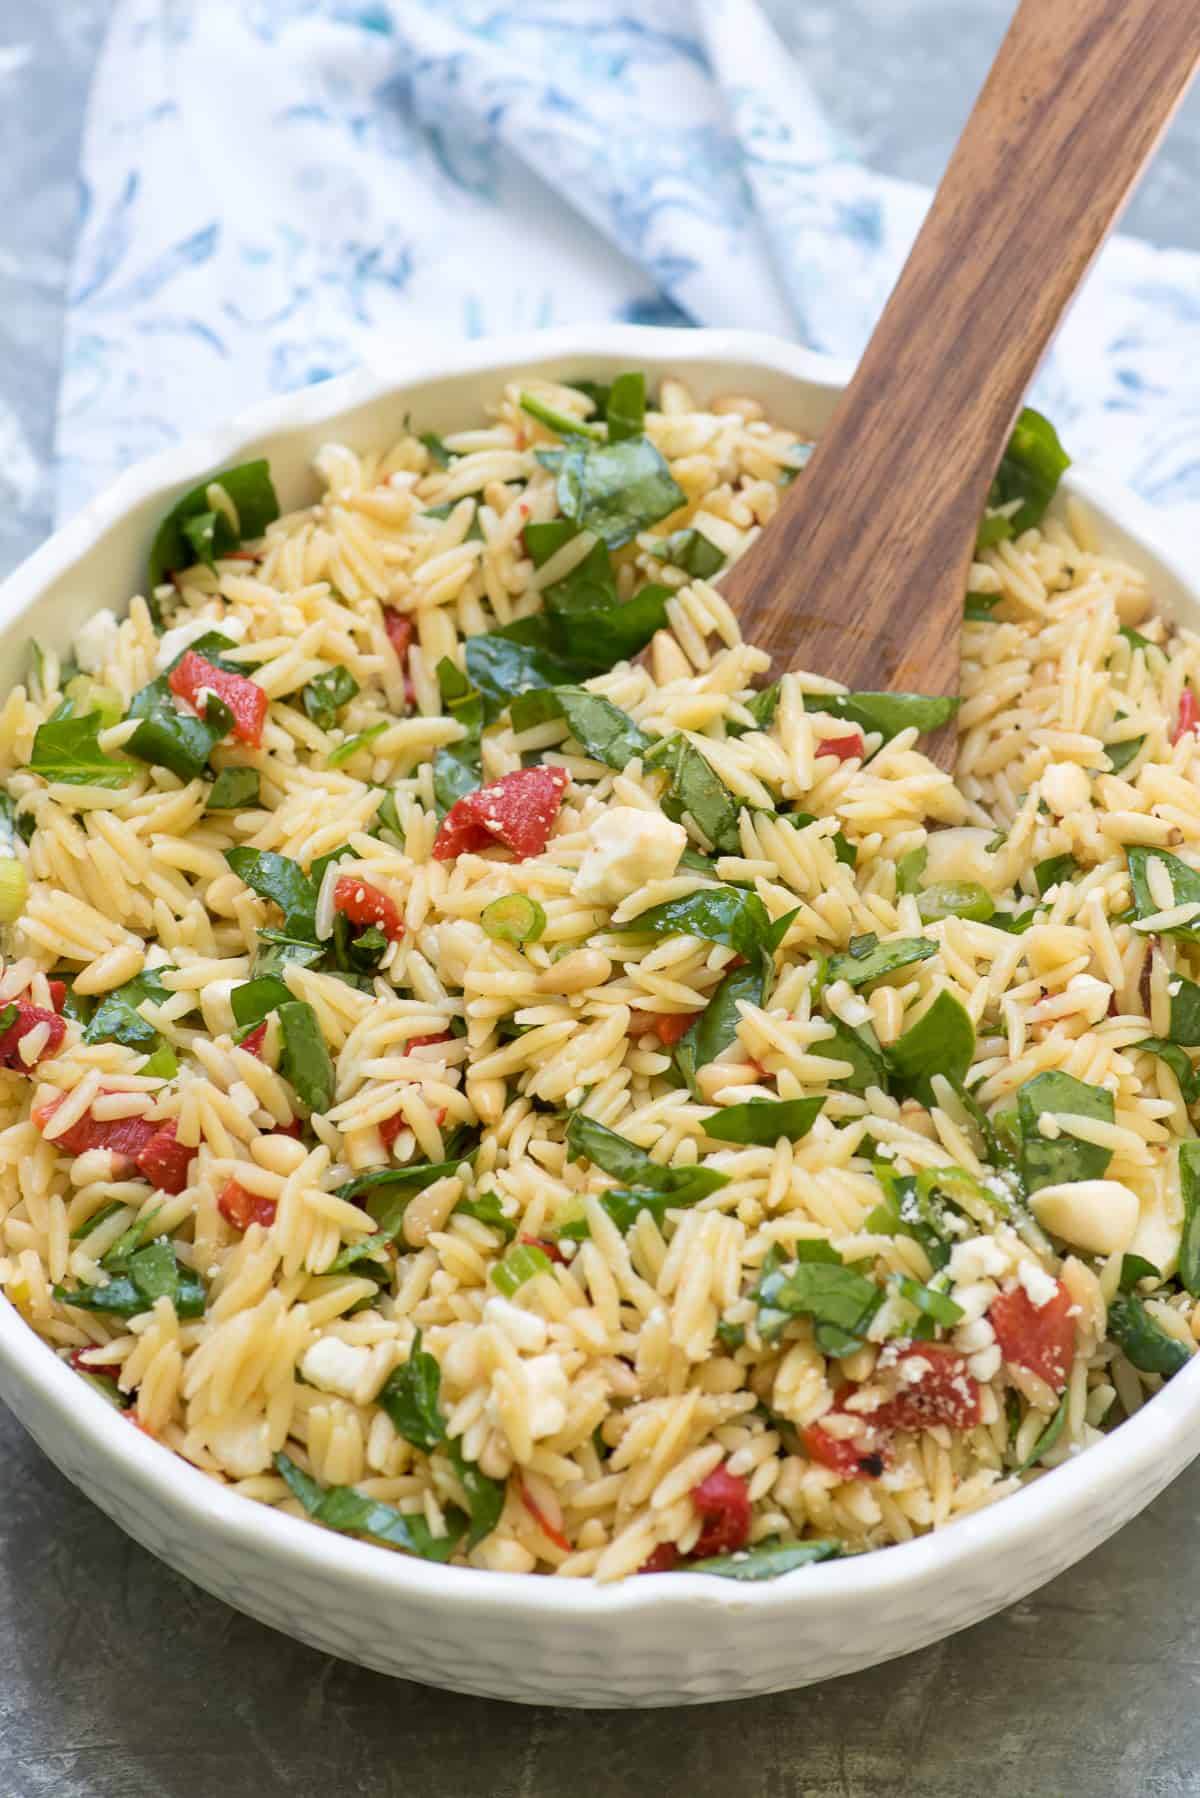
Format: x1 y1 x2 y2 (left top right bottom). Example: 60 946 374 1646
726 0 1200 706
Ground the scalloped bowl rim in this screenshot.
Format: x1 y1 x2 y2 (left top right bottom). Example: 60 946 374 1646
2 321 1199 1631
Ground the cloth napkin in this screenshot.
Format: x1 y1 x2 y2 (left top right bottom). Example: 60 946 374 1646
58 0 1200 542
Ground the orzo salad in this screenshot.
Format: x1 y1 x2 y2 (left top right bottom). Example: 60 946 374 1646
2 370 1198 1583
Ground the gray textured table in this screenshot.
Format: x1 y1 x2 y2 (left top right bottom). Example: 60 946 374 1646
4 7 1200 1794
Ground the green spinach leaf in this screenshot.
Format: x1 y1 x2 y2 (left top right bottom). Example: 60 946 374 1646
508 686 652 771
825 933 935 989
646 733 743 853
675 951 771 1096
301 666 359 729
148 460 279 586
1017 1070 1114 1191
688 1538 844 1580
275 1452 464 1561
538 436 685 548
277 999 334 1113
378 1330 445 1452
1107 1294 1190 1376
653 527 724 578
84 965 175 1051
1179 1138 1200 1298
226 848 317 938
802 692 959 742
206 765 260 810
703 1097 824 1145
28 712 133 788
885 990 975 1105
1127 847 1200 940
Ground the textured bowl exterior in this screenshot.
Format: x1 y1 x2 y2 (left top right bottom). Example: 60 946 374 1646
3 324 1200 1708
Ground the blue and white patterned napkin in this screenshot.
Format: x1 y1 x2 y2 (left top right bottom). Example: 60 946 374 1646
58 0 1200 539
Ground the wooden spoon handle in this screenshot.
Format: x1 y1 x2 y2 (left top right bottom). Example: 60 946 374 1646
724 0 1200 711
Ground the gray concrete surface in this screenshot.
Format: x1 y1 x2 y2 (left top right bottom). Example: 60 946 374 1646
4 5 1200 1793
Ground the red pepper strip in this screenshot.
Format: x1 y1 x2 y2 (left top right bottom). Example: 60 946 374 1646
332 874 404 942
690 1464 752 1557
47 980 67 1014
628 1010 700 1047
1175 687 1199 744
520 1482 570 1554
816 731 864 762
432 766 568 862
989 1279 1075 1393
33 1094 157 1166
872 1341 982 1432
383 608 413 661
638 1543 681 1575
239 1020 269 1059
168 651 268 748
802 1415 891 1481
218 1179 277 1232
407 1032 453 1051
135 1120 193 1195
0 1000 66 1070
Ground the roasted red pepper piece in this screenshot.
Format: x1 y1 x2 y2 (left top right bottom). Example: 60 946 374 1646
333 874 404 942
432 766 568 862
34 1094 158 1166
1175 686 1198 745
802 1415 890 1481
816 731 864 762
239 1020 269 1059
383 608 413 661
872 1341 982 1432
0 1000 66 1070
218 1179 277 1232
135 1120 193 1195
638 1543 681 1574
628 1010 700 1047
690 1464 752 1557
520 1234 567 1266
989 1278 1075 1393
168 651 268 748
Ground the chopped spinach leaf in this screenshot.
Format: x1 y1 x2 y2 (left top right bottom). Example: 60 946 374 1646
206 765 260 810
812 1016 890 1095
301 665 359 730
1034 853 1079 897
675 950 771 1096
418 431 455 467
1179 1139 1200 1298
1168 973 1200 1047
336 1146 477 1209
432 657 483 812
1105 735 1145 774
824 933 935 989
537 435 685 549
226 848 317 937
148 460 279 586
447 1440 506 1548
703 1097 824 1145
645 732 743 853
613 886 774 957
277 999 334 1114
653 527 724 579
508 686 652 771
885 990 975 1105
275 1452 464 1561
55 1240 205 1318
1107 1293 1190 1376
802 691 959 743
688 1538 843 1581
565 1111 728 1201
28 712 133 788
1136 1037 1200 1105
1016 1070 1114 1191
1127 847 1200 940
454 1190 517 1240
990 406 1070 534
754 1246 882 1354
378 1330 445 1452
84 965 175 1051
605 370 645 443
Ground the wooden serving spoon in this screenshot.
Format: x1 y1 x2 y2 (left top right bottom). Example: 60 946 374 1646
723 0 1200 769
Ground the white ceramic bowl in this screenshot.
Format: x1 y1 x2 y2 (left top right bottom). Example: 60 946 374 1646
3 325 1200 1709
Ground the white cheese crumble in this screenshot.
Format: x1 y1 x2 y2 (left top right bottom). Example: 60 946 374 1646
1016 1259 1060 1309
574 807 686 906
74 608 120 675
300 1337 375 1401
521 1354 569 1440
484 1295 547 1354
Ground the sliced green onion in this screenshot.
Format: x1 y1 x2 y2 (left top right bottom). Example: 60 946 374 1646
0 857 29 924
916 881 995 924
490 1242 553 1297
480 893 547 946
63 676 123 730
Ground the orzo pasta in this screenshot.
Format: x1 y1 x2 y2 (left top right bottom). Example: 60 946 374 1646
2 372 1197 1582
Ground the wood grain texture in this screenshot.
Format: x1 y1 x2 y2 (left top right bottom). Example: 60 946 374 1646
724 0 1200 759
